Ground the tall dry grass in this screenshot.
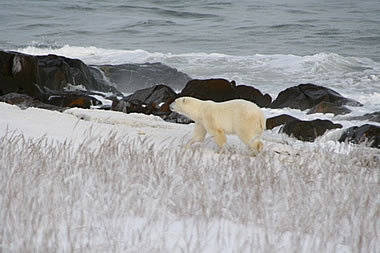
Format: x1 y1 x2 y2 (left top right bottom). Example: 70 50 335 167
0 131 379 252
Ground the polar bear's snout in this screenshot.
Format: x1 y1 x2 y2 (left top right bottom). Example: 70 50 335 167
169 101 175 111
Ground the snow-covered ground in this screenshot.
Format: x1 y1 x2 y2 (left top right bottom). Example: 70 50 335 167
0 102 379 252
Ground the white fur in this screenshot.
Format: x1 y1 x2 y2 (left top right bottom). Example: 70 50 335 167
170 97 266 155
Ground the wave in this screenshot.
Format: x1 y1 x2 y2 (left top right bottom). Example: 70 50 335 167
17 44 379 69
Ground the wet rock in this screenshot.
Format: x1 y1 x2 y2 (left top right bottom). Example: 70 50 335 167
307 101 351 115
112 84 177 116
339 124 380 148
271 83 362 110
94 63 191 93
45 90 101 109
125 84 177 105
266 114 299 130
0 50 41 98
179 78 240 102
0 92 63 111
0 50 122 108
88 66 122 95
345 111 380 123
234 84 272 107
281 119 343 142
36 54 97 91
112 99 157 115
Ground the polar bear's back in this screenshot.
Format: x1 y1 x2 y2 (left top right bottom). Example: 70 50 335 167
202 99 266 133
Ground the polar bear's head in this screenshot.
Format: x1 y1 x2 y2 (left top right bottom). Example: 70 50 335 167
169 97 195 117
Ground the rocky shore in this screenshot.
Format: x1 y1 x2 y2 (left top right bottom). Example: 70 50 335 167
1 50 379 148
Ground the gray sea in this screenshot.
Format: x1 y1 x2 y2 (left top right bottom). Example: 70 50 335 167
1 0 380 112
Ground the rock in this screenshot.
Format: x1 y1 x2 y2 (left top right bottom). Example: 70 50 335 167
281 119 343 142
339 124 380 148
112 84 177 115
345 111 380 123
266 114 299 130
45 90 101 109
0 50 122 108
307 101 351 115
94 63 191 93
36 54 96 92
161 112 194 124
112 99 157 114
125 84 177 105
0 51 41 98
179 79 240 102
87 66 126 96
234 84 272 107
0 92 63 111
271 83 362 110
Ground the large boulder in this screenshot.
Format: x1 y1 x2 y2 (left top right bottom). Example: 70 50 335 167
266 114 299 130
112 84 177 115
271 83 362 110
0 51 41 98
339 124 380 149
0 50 121 109
125 84 177 105
36 54 96 92
234 84 272 108
307 101 351 115
281 119 343 142
179 78 240 102
94 63 191 93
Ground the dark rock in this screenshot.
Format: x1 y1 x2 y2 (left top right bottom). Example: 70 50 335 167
344 111 380 123
36 54 95 91
0 92 63 111
45 90 101 109
112 84 178 116
0 50 122 108
87 66 125 96
112 99 157 114
162 112 194 124
125 84 177 105
94 63 191 93
0 51 41 98
179 78 240 102
266 114 299 130
234 85 272 107
307 101 351 115
271 83 362 110
339 124 380 148
281 119 343 142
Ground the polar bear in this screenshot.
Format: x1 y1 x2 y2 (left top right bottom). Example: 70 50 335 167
170 97 266 155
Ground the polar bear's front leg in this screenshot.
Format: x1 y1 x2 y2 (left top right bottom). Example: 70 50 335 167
207 127 226 150
186 122 207 148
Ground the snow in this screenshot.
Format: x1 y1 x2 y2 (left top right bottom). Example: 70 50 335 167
0 102 379 252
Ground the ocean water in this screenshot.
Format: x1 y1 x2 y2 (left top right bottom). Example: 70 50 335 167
1 0 380 113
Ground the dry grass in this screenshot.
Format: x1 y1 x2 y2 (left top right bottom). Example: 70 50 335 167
0 132 379 252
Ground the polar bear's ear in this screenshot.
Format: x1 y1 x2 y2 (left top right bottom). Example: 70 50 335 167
182 98 187 104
